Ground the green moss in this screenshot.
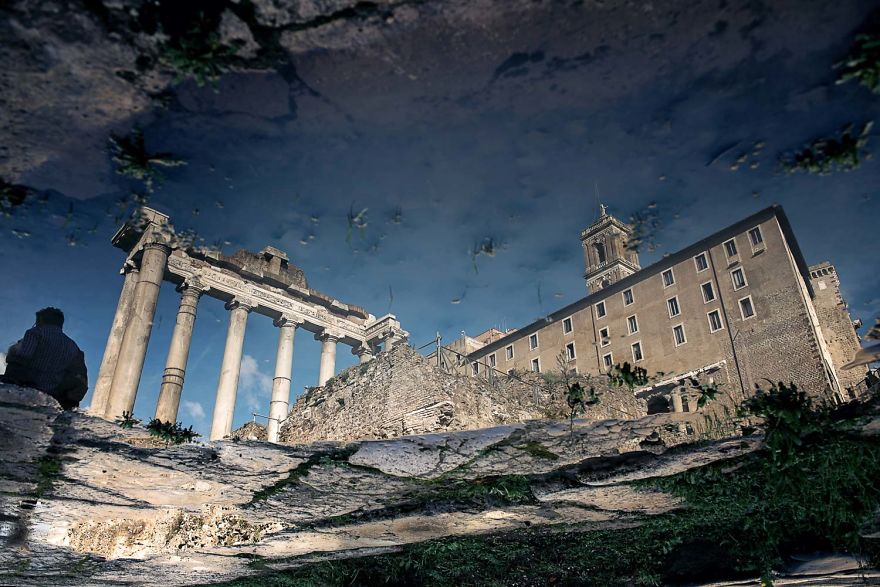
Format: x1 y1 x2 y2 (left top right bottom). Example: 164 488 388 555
514 441 559 461
34 455 62 498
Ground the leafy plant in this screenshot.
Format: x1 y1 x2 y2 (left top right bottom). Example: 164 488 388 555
686 376 720 408
157 14 243 88
0 178 29 217
779 122 873 176
739 381 830 465
108 128 187 193
116 410 141 429
625 203 661 254
145 418 200 445
346 205 369 244
564 381 599 433
606 361 649 389
835 32 880 93
470 237 501 273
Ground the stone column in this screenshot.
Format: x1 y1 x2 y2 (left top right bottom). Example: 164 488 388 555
105 242 171 419
90 264 138 415
267 316 299 443
210 299 252 441
154 280 206 423
316 332 338 386
353 344 374 364
670 390 684 413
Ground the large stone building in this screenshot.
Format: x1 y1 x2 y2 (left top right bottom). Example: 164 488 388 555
464 205 864 405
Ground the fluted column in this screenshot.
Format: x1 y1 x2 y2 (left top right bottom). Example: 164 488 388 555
105 242 171 419
267 316 300 443
90 264 138 415
353 343 374 364
210 299 252 441
316 332 339 386
154 280 206 423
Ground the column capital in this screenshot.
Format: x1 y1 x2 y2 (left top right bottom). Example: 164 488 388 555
177 277 208 297
225 298 255 312
274 315 304 328
121 259 139 276
142 241 172 254
352 343 374 358
315 330 341 344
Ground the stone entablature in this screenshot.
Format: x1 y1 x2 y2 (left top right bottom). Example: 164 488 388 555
90 207 409 443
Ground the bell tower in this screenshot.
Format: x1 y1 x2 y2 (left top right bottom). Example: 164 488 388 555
581 204 641 293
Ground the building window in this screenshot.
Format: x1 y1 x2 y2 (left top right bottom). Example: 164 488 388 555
748 226 764 248
562 317 573 334
662 269 675 288
631 341 644 362
506 345 514 360
599 326 610 347
472 362 479 376
627 314 639 335
701 281 716 303
531 358 541 373
595 301 607 319
739 295 756 320
707 309 724 332
602 352 613 368
622 289 634 306
565 342 576 361
667 296 680 318
731 267 747 290
529 333 539 350
724 238 738 259
673 324 686 346
488 353 496 368
694 252 709 272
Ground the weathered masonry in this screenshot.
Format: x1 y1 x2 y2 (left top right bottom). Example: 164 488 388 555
89 207 408 441
465 205 864 406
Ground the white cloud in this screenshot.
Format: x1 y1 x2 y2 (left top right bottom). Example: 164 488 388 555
0 352 5 374
182 400 206 420
239 354 273 413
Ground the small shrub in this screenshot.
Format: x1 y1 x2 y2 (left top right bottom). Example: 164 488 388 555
607 361 649 389
116 411 141 429
108 128 187 193
779 122 872 176
835 32 880 93
0 178 29 217
565 381 599 432
158 14 243 89
145 418 200 445
739 381 830 465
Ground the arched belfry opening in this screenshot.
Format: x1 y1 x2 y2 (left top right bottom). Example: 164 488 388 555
594 241 607 264
580 203 641 293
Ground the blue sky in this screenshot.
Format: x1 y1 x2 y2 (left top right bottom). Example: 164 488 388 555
2 0 879 437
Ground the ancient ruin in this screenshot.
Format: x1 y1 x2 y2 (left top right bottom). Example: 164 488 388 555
89 207 408 441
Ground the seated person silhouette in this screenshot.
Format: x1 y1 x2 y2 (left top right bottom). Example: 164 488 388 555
1 307 88 410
